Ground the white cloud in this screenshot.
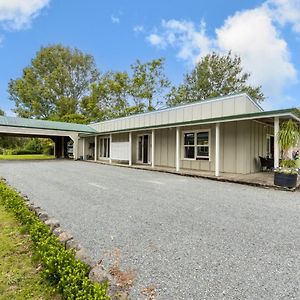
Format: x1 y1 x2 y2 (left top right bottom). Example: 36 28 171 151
216 7 297 96
146 1 299 101
147 19 212 64
111 15 120 24
133 25 144 33
0 0 50 30
147 33 165 48
266 0 300 33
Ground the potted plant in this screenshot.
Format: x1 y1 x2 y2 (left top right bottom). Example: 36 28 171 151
274 120 300 188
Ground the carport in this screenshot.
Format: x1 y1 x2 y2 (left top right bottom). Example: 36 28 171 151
0 116 96 159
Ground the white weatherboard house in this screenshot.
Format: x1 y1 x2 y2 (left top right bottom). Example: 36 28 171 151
0 93 299 177
78 93 300 176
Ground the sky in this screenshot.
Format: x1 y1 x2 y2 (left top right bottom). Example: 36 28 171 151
0 0 300 116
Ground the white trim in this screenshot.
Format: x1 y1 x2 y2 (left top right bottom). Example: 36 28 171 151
215 123 220 177
274 117 280 168
176 127 180 172
181 129 211 161
94 136 97 161
129 132 132 166
151 129 155 168
109 134 112 163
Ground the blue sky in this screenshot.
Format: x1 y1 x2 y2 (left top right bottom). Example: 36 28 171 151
0 0 299 116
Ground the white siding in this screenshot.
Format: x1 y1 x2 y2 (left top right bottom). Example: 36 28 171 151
89 94 262 133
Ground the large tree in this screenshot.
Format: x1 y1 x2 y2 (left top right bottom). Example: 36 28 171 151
130 58 170 111
9 44 99 120
81 71 131 121
81 58 170 122
167 51 264 106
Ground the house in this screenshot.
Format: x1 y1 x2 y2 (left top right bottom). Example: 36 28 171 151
78 93 300 176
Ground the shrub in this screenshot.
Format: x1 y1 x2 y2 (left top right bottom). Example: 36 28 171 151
10 149 39 155
0 180 110 300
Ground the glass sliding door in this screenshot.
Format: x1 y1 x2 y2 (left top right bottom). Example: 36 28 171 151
137 134 151 164
100 137 110 158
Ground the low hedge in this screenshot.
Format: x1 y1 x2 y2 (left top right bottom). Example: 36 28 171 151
0 180 110 300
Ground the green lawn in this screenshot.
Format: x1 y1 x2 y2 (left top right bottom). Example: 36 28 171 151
0 205 60 300
0 154 55 160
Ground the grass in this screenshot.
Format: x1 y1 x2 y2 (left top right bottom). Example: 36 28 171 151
0 205 61 300
0 154 55 160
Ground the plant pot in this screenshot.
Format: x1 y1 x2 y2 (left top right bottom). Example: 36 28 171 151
274 172 298 188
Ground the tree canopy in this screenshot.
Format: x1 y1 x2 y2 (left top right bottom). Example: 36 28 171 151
9 44 99 120
166 52 264 106
81 58 170 122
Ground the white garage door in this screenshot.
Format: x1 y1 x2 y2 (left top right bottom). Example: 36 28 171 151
111 142 129 160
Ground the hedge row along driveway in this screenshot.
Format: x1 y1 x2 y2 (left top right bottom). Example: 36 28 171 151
0 160 299 299
0 180 109 299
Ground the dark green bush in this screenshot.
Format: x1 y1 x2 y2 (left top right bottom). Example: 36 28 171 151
10 149 40 155
0 180 110 300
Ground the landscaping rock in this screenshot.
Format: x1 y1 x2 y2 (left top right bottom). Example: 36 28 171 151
58 231 73 247
89 263 112 284
66 239 82 251
53 227 64 237
45 218 60 231
75 248 96 268
37 210 49 221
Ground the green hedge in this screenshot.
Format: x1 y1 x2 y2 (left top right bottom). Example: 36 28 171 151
10 149 42 155
0 180 110 300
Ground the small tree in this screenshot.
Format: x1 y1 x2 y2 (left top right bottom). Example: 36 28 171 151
277 120 300 167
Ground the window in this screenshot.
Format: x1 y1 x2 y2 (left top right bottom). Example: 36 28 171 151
183 131 210 160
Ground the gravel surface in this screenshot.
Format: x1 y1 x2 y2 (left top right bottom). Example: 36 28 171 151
0 160 299 299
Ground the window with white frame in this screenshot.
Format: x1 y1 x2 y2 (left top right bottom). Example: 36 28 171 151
183 131 210 160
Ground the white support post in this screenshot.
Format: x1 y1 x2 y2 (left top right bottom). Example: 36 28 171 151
176 127 180 172
151 129 155 168
274 117 280 169
53 141 56 158
129 132 132 166
215 123 220 177
61 136 65 158
94 136 97 161
82 138 85 160
73 137 78 160
109 134 112 164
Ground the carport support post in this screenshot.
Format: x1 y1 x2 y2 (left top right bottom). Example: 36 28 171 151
215 123 220 177
151 129 155 168
176 127 180 172
109 134 112 164
129 132 132 166
94 136 97 161
61 137 65 158
82 138 85 160
274 117 280 169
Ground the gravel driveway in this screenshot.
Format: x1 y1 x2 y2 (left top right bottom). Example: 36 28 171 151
0 160 299 299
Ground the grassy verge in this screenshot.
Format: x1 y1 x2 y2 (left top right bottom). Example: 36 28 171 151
0 154 55 160
0 204 60 299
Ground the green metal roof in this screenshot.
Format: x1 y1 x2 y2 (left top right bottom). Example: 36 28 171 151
81 107 300 136
0 116 97 133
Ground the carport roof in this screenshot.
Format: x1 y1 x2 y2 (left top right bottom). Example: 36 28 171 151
0 116 97 133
